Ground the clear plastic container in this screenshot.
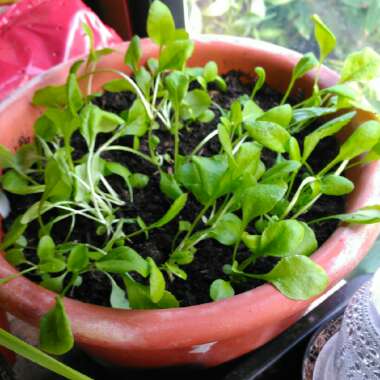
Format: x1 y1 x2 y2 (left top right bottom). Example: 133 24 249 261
313 269 380 379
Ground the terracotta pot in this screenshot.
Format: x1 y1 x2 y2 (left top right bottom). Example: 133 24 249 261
0 36 379 368
0 312 14 364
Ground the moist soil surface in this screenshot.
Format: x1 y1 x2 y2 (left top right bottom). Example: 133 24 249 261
4 71 345 307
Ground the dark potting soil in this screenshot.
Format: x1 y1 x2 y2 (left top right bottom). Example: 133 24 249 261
4 71 344 308
0 356 13 380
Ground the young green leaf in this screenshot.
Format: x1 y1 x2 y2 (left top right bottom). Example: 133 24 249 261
258 104 292 129
241 233 261 253
104 161 131 186
292 107 337 125
105 273 130 310
245 121 291 153
242 99 264 124
176 155 229 205
147 257 165 303
125 35 141 73
152 193 188 228
135 67 152 98
147 0 175 46
0 216 27 250
311 14 336 62
203 61 218 83
80 104 124 146
37 236 56 263
44 108 80 146
182 89 211 120
5 248 26 266
0 145 18 170
103 79 135 93
261 256 329 300
67 245 89 273
66 72 83 116
234 142 262 178
123 276 179 309
1 170 44 195
165 71 189 113
42 156 72 202
320 84 357 100
96 246 149 277
38 259 66 274
340 47 380 83
40 273 66 293
33 115 58 141
320 175 354 196
293 53 319 80
241 183 287 224
261 160 301 184
159 40 194 72
160 172 184 200
251 67 266 99
315 205 380 224
129 173 149 189
336 120 380 162
288 137 301 162
210 279 235 301
281 53 319 104
32 85 67 108
39 297 74 355
218 123 233 159
164 262 188 280
20 201 53 224
123 99 149 137
303 111 356 161
209 213 243 246
259 220 305 257
294 223 318 257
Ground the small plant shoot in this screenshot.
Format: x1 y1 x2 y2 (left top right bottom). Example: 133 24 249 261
0 0 380 359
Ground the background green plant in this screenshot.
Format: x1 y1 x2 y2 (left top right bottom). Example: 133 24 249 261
186 0 380 59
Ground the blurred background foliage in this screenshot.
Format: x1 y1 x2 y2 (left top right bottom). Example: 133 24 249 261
185 0 380 111
185 0 380 60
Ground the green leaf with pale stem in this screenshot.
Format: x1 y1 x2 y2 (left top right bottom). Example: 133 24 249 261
303 111 356 161
340 48 380 83
261 256 329 300
241 183 287 224
320 175 354 196
245 121 291 153
335 120 380 162
147 0 176 46
209 213 243 246
311 14 336 62
148 257 166 303
152 193 188 228
259 220 305 257
39 297 74 355
125 35 141 73
210 279 235 301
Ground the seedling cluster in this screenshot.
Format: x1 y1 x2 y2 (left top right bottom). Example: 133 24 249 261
0 1 380 356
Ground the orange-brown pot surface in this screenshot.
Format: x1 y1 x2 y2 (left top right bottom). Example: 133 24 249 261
0 311 14 364
0 36 379 368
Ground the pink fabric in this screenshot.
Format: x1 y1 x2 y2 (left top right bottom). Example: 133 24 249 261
0 0 122 101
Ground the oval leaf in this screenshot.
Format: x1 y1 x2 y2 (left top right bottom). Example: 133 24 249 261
210 279 235 301
262 256 329 300
39 297 74 355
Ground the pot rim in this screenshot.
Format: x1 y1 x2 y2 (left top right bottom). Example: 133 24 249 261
0 36 379 351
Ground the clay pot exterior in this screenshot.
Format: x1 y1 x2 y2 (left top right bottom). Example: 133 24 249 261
0 312 13 364
0 36 379 368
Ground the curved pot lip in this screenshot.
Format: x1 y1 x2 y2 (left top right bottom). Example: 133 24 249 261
0 36 380 351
